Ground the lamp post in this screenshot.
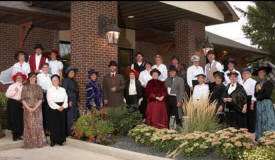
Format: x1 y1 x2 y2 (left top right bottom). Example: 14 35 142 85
98 15 120 45
202 36 214 56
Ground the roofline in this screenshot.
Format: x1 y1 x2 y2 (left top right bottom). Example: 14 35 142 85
214 1 239 22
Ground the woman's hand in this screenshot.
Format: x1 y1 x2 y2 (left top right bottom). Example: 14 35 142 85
58 106 64 112
69 101 73 107
242 104 247 114
250 102 254 111
216 105 223 115
256 84 262 91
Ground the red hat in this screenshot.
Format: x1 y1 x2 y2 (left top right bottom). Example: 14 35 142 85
12 72 27 82
47 49 60 59
126 69 139 79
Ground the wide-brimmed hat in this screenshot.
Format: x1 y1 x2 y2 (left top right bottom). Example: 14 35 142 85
126 69 139 79
108 60 118 67
191 55 200 62
168 65 178 72
227 57 238 66
227 70 239 77
213 71 225 82
241 67 252 74
65 66 78 75
252 66 272 76
51 74 60 81
47 49 61 59
206 50 215 56
150 68 161 76
88 69 98 78
14 50 28 62
12 72 27 82
34 44 44 50
195 73 206 78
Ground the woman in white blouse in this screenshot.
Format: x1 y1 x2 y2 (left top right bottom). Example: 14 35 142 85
11 51 31 77
192 74 209 101
47 74 68 147
48 50 63 81
152 55 167 82
241 67 257 133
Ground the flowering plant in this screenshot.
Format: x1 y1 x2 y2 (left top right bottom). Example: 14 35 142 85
239 146 275 160
71 111 115 145
168 131 219 158
150 129 182 152
215 127 255 159
128 124 157 146
258 131 275 147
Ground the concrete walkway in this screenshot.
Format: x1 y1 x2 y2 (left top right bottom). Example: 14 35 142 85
0 130 171 160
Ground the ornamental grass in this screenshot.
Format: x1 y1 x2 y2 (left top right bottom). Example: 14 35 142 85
181 96 221 134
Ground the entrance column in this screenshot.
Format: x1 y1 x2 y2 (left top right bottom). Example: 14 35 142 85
71 1 118 106
174 18 206 69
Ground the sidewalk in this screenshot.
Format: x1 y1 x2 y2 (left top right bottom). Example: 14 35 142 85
0 130 171 160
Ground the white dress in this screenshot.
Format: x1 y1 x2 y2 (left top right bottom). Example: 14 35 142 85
192 84 209 101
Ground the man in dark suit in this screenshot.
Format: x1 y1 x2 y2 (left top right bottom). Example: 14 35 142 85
103 61 125 107
165 65 185 129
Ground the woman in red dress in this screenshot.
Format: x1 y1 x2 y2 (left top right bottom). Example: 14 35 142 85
146 68 168 129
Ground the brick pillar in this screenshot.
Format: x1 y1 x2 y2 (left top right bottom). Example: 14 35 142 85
174 18 206 69
71 1 118 107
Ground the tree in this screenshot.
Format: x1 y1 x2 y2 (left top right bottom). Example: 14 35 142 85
236 2 275 60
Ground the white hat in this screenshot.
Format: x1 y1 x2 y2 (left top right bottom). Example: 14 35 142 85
191 55 200 62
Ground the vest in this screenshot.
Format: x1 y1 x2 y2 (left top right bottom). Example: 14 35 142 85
133 62 145 73
206 61 218 83
29 54 47 72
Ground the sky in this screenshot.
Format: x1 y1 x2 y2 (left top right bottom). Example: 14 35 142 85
205 1 256 48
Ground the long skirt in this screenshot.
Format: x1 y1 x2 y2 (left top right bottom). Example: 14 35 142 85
246 96 256 133
225 104 247 129
255 99 275 139
126 95 138 109
42 93 50 132
146 100 168 129
7 98 23 138
66 96 78 136
49 103 66 144
139 88 147 119
23 106 47 148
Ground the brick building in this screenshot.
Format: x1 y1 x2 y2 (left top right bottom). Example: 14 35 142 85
0 1 267 106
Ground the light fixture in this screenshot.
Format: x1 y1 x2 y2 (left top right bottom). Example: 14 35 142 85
98 14 120 45
202 36 214 56
128 15 135 19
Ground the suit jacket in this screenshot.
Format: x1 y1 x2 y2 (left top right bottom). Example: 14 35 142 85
29 54 47 72
223 83 247 113
103 73 125 107
165 76 185 102
124 79 143 104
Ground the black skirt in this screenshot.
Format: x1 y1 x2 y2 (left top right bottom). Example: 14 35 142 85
139 88 147 119
7 98 23 136
49 102 66 144
42 93 50 131
225 103 247 129
246 96 256 133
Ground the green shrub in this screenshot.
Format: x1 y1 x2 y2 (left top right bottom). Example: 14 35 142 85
239 146 275 160
0 92 7 109
106 105 143 136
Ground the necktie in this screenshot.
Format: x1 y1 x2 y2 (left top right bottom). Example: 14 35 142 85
112 73 115 79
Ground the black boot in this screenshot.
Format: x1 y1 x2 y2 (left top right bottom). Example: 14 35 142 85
12 133 17 141
50 141 55 147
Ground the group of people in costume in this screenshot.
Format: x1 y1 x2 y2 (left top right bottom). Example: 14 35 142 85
4 43 275 150
5 44 79 148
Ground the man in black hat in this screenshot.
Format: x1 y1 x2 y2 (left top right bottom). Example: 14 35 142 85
103 60 125 107
165 65 185 129
29 44 48 73
224 57 242 86
131 52 145 73
204 50 223 91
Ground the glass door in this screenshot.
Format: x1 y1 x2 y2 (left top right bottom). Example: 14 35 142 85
118 48 133 79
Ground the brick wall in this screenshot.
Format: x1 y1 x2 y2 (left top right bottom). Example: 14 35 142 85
175 19 206 68
71 1 118 107
0 22 59 92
